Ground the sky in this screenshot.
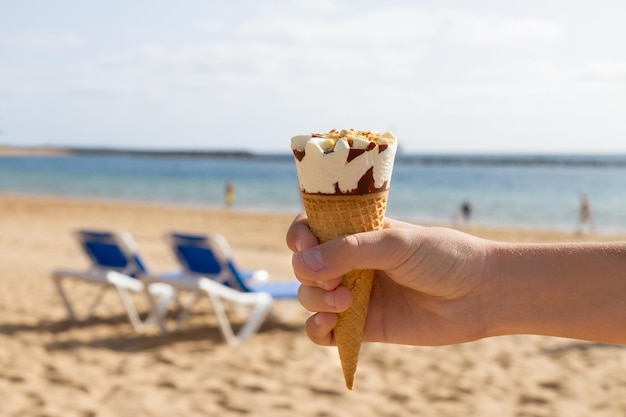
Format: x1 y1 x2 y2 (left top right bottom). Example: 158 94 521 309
1 0 625 154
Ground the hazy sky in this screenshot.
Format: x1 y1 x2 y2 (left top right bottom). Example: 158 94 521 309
1 0 625 153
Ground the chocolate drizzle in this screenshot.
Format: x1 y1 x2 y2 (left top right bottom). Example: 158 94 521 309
346 148 365 163
295 140 382 163
293 149 305 162
346 141 376 163
331 167 388 195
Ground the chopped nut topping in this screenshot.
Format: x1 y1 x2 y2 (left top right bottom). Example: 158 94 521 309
315 128 396 145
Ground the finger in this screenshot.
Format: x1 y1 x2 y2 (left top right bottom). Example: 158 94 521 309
305 312 337 346
292 227 417 282
298 284 353 313
286 212 319 252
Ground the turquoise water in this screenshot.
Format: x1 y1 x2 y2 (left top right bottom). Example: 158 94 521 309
1 154 626 233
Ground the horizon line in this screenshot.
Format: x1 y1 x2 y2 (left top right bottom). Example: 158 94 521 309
2 144 626 168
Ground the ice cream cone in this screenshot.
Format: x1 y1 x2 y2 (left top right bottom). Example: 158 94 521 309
301 191 388 389
291 128 397 390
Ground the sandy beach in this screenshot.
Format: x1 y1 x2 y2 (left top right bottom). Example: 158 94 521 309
2 193 626 417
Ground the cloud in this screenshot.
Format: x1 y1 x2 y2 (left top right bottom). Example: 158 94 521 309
1 33 86 52
236 7 438 45
185 5 441 94
291 0 345 14
2 2 624 152
0 4 567 100
577 60 626 81
444 11 564 46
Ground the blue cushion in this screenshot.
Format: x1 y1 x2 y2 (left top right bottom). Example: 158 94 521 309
176 245 222 275
85 241 129 269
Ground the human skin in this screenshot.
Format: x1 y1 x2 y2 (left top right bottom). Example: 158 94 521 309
287 213 626 347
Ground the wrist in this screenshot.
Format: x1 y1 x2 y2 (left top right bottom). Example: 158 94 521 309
480 241 531 338
480 240 626 343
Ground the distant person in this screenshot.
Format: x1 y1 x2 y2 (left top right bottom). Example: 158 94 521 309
453 200 473 224
224 181 236 208
577 194 594 234
460 200 473 221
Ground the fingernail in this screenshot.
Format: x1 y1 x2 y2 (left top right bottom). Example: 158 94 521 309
300 247 323 272
323 291 336 308
295 238 303 252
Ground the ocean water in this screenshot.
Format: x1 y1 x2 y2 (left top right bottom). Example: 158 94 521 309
1 154 626 234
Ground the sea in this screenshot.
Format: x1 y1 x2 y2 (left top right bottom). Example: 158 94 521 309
1 153 626 234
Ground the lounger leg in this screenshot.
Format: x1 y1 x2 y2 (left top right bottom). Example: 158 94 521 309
206 291 273 345
115 286 144 332
144 286 175 329
236 294 273 343
207 291 238 345
52 276 78 322
85 286 108 321
142 285 171 333
52 275 108 323
173 291 200 331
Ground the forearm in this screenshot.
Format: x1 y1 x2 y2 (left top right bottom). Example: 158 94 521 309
484 241 626 344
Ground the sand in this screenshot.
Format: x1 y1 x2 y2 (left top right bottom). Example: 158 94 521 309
1 193 626 417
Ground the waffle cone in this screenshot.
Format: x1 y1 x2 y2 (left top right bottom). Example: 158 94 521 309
301 191 388 389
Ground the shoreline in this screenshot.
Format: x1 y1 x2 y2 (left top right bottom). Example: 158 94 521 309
0 145 72 157
1 191 621 242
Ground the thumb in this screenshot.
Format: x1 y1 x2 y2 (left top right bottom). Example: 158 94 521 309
292 227 413 285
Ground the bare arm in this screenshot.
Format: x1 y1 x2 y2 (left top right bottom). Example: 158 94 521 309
288 213 626 347
486 242 626 344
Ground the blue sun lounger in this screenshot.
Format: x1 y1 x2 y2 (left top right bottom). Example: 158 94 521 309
51 230 175 332
141 232 300 344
